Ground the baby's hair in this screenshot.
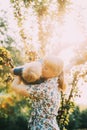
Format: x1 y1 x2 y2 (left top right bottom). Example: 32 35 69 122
43 55 64 77
42 55 66 91
22 61 42 83
12 61 42 84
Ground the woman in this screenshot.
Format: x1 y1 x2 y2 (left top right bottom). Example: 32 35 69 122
12 55 66 130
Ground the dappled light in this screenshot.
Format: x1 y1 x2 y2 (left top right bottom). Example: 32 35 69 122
0 0 87 130
1 0 87 58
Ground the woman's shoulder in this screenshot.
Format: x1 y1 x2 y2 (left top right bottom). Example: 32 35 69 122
46 77 58 83
26 77 58 89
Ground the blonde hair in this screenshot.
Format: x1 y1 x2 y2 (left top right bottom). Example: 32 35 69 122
42 55 66 91
42 55 63 77
22 61 42 83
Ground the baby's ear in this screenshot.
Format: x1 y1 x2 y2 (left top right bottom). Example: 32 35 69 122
29 72 39 82
22 61 42 83
23 71 40 83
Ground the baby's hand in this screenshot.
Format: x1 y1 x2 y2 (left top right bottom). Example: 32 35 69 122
10 69 14 75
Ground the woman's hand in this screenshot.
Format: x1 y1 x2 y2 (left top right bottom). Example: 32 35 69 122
12 76 29 97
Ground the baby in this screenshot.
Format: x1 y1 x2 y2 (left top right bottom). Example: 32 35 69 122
11 55 66 96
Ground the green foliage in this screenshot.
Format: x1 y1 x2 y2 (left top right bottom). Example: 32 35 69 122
24 0 49 15
0 47 13 89
0 12 25 65
0 16 7 30
57 63 87 130
0 47 32 130
0 47 13 67
0 115 28 130
66 106 81 130
33 0 49 16
66 107 87 130
0 47 31 121
0 11 15 48
0 99 30 130
57 92 75 130
7 46 24 66
22 0 69 15
11 0 49 17
58 0 70 8
79 109 87 128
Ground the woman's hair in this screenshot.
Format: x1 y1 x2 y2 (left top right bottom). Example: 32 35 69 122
42 55 63 78
42 55 66 91
58 71 66 92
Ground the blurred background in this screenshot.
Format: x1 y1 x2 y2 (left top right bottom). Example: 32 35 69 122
0 0 87 130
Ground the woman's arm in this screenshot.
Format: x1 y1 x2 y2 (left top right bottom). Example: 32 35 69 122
12 76 40 99
12 76 21 85
12 76 30 97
